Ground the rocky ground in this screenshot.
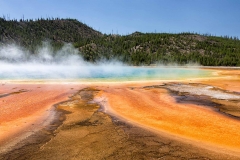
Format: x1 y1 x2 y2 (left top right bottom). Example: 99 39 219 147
1 87 240 160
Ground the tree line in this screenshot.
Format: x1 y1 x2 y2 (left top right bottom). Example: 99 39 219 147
0 17 240 66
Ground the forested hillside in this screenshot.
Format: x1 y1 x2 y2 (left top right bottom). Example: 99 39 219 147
75 32 240 66
0 17 102 52
1 17 240 66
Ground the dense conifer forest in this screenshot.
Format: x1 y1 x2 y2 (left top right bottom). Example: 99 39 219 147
0 17 240 66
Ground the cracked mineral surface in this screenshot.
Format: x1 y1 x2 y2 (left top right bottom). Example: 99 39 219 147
2 87 240 160
1 68 240 159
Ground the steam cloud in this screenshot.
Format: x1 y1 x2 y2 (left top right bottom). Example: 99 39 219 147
0 42 204 81
0 42 133 80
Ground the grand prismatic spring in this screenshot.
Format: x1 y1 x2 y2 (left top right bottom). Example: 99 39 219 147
1 65 240 159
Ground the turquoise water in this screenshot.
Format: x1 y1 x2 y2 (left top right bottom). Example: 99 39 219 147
0 65 213 81
78 67 212 82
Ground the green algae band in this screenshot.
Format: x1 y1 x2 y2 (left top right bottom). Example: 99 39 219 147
0 65 213 81
82 67 213 82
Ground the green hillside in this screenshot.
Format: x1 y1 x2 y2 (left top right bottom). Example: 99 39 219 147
1 17 240 66
0 17 102 52
75 32 240 66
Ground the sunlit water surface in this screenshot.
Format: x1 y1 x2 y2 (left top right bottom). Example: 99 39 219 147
0 65 214 82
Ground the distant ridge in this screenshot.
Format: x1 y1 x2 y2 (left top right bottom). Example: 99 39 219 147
0 17 240 66
0 18 101 47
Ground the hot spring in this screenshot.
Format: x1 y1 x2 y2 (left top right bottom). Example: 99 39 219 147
0 44 214 82
0 64 214 82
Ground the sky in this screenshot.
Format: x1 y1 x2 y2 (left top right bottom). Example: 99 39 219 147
0 0 240 37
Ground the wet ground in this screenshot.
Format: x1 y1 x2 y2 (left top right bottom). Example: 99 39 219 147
1 68 240 159
1 87 240 160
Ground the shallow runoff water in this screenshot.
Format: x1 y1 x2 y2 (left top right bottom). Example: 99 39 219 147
0 65 214 82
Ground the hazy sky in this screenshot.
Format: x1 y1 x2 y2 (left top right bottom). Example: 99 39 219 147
0 0 239 37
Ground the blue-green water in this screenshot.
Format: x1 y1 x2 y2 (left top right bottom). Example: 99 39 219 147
0 65 213 81
78 67 212 82
0 44 214 82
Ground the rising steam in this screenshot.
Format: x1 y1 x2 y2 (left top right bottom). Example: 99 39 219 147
0 42 206 81
0 42 131 80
